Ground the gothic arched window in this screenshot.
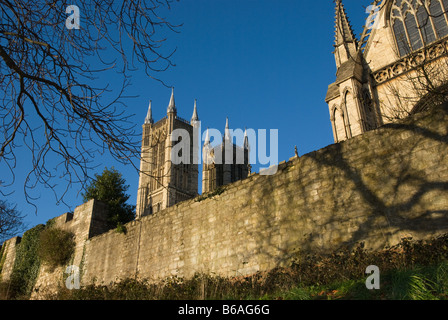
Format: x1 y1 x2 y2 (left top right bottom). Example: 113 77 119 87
333 106 348 142
391 0 448 57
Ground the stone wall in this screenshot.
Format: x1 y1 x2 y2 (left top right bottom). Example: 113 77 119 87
29 199 109 296
0 237 20 282
2 103 448 297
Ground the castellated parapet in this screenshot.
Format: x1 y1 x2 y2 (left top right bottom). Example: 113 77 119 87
1 103 448 298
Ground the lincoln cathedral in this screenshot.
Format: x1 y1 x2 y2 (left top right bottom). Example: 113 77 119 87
137 0 448 217
326 0 448 143
3 1 448 297
135 88 251 218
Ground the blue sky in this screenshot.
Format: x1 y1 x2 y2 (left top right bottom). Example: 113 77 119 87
5 1 373 234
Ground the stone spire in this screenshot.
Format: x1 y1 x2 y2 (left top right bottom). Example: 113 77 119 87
224 117 231 141
204 127 210 146
333 0 359 68
203 128 212 165
144 100 154 125
191 99 199 125
244 127 250 169
334 0 358 47
243 127 250 150
167 87 176 114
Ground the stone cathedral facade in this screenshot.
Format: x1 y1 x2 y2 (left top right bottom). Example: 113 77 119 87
135 88 199 218
202 119 251 194
326 0 448 143
135 89 251 218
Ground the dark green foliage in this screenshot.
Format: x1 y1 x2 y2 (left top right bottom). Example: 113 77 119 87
288 234 448 288
115 222 127 234
82 167 135 229
8 224 45 299
195 186 226 202
38 227 75 270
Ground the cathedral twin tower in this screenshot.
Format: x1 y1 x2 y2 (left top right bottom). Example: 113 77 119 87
136 88 250 218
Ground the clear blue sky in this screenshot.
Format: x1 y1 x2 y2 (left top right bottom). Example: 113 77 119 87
5 1 372 234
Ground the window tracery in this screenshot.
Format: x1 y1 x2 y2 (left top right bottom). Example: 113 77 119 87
391 0 448 56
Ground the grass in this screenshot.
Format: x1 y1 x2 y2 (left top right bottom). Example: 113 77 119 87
270 261 448 300
27 260 447 300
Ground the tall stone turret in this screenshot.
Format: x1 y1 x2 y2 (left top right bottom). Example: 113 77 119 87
136 88 199 218
202 118 250 194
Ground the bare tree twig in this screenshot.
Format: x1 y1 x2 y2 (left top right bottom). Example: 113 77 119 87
0 0 181 210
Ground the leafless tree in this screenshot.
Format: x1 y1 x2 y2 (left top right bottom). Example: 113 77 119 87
381 54 448 121
0 200 26 243
0 1 180 208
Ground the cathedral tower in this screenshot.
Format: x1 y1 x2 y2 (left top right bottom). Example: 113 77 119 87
136 88 199 218
202 118 251 193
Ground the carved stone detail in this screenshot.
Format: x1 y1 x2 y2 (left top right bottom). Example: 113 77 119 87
373 38 448 84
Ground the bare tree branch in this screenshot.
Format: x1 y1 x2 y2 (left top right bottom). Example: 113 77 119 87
0 0 181 209
0 199 26 243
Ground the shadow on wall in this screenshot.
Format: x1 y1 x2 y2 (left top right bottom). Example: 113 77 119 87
239 102 448 270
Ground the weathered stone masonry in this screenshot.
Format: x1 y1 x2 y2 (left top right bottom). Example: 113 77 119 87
1 104 448 297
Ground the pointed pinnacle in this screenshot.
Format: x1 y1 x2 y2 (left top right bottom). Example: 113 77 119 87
224 117 231 141
334 0 358 46
145 100 154 124
167 87 176 113
191 99 199 124
244 127 250 150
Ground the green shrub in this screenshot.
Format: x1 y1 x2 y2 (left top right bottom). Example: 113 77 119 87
38 227 75 270
195 186 226 202
116 222 127 234
82 167 135 229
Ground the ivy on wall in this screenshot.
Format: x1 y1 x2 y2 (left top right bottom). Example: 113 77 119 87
9 224 45 298
1 215 78 299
